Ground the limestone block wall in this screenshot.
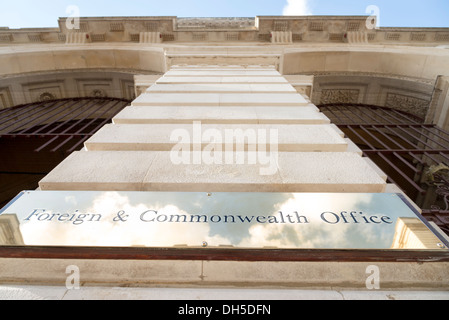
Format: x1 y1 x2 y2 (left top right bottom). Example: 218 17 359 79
39 65 387 193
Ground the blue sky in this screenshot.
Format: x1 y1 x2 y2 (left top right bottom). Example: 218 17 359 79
1 0 448 29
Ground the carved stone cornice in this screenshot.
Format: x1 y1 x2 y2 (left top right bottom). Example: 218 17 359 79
0 16 447 46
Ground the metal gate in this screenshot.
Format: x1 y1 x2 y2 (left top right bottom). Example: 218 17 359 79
318 103 449 235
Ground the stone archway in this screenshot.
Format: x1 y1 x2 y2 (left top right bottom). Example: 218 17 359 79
0 97 130 207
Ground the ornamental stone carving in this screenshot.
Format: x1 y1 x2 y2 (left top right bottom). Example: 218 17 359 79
38 92 57 102
320 89 360 104
271 31 292 44
385 93 429 119
90 89 107 98
344 31 369 44
139 32 162 43
177 18 255 30
66 32 90 44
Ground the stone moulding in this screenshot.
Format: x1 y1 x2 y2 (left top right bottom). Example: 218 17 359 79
0 16 447 45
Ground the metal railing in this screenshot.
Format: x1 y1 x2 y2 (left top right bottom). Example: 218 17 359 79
0 97 130 153
318 103 449 235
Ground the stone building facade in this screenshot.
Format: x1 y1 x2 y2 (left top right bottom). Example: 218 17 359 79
0 16 449 299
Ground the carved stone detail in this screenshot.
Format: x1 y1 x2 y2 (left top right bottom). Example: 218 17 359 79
177 18 255 30
270 31 292 44
90 89 107 98
39 92 56 102
385 93 429 119
320 89 360 104
344 31 368 44
139 32 162 43
66 32 90 44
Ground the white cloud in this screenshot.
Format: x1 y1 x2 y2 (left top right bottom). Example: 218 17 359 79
282 0 312 16
19 192 232 248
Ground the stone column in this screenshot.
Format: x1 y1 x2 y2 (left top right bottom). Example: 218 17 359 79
39 65 386 193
